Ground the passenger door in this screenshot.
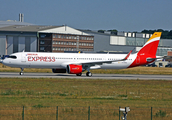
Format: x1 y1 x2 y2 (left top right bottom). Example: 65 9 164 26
21 53 26 62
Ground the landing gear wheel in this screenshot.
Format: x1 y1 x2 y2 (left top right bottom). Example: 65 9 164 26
19 68 24 75
19 72 23 75
86 72 92 77
76 73 82 76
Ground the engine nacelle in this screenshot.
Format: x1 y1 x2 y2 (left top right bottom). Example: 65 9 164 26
52 68 66 73
67 64 82 74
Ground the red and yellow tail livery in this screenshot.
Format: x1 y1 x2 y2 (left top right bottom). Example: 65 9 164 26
129 32 162 68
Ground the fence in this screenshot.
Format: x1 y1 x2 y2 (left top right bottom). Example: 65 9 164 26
0 106 172 120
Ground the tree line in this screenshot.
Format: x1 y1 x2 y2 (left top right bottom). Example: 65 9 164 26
98 29 172 39
141 29 172 39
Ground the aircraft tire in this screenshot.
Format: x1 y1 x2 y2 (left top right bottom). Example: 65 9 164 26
86 72 92 77
19 72 23 75
76 73 82 76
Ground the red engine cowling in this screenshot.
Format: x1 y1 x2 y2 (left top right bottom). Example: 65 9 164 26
52 68 66 73
67 64 82 74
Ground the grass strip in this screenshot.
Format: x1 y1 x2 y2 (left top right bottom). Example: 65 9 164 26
0 78 171 107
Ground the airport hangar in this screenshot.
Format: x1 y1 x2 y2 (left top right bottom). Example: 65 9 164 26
81 30 172 56
0 21 172 59
0 21 94 56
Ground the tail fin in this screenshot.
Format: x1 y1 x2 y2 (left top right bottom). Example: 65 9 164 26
128 32 162 68
138 32 162 57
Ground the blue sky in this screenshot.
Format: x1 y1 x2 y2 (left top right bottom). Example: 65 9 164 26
0 0 172 32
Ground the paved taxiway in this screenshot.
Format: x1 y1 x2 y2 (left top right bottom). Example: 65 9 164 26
0 72 172 80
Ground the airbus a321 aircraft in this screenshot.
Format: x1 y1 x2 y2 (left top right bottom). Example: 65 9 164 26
2 32 162 77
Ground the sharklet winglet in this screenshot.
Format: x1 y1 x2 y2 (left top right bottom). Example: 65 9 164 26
124 50 132 60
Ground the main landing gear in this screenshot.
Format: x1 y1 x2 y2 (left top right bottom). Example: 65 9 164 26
76 72 92 77
19 68 24 75
86 68 92 77
86 72 92 77
76 73 82 76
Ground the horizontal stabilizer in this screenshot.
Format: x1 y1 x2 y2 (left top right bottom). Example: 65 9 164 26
146 58 156 62
146 56 164 62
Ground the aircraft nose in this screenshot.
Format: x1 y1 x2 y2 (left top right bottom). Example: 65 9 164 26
2 59 8 65
0 59 3 63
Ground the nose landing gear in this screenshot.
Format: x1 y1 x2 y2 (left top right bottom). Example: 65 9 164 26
19 68 24 75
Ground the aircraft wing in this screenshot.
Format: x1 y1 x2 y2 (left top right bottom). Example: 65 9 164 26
81 50 132 65
61 50 132 67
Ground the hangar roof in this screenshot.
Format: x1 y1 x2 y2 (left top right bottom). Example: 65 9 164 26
0 25 89 35
39 26 89 35
0 25 61 32
0 21 89 35
0 20 34 28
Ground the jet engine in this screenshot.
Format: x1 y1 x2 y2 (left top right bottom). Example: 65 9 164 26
66 64 82 74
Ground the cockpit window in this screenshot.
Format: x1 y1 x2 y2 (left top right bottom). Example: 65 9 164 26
8 55 17 59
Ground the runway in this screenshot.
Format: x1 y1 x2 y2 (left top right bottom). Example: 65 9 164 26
0 72 172 80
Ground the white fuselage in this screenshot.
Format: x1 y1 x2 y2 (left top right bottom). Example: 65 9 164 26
2 52 137 70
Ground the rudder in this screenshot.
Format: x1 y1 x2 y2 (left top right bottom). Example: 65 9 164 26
137 32 162 57
128 32 162 68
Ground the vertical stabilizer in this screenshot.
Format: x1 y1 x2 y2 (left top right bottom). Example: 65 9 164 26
138 32 162 57
128 32 162 68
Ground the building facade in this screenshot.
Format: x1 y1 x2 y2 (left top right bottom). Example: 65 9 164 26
82 30 172 56
38 26 94 53
0 24 94 56
52 33 94 52
38 33 94 52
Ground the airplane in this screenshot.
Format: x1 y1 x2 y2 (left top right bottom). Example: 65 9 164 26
2 32 162 77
